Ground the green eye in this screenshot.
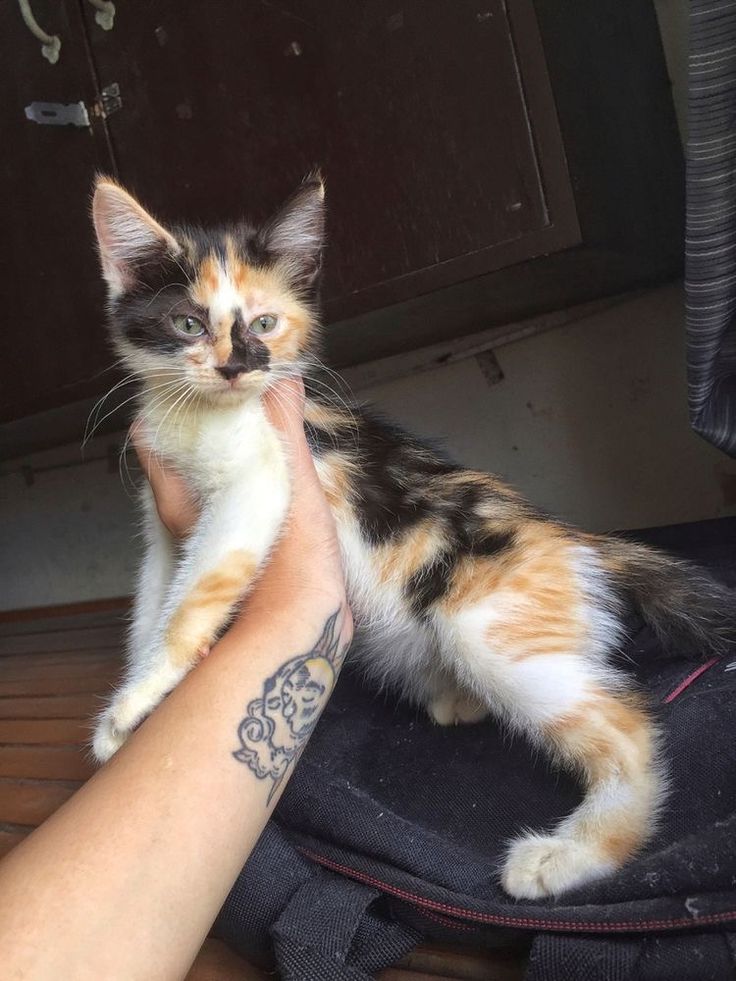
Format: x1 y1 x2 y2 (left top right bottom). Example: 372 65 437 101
249 314 278 335
172 314 206 337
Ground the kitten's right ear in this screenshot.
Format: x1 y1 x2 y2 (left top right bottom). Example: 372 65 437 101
92 178 180 297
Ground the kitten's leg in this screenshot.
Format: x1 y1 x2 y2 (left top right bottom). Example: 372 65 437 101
93 489 176 761
128 487 177 662
445 628 662 898
501 685 659 899
437 540 664 899
427 688 489 726
94 475 289 759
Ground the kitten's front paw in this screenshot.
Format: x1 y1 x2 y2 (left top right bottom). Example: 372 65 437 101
428 691 489 726
502 834 615 899
92 708 130 762
92 691 155 763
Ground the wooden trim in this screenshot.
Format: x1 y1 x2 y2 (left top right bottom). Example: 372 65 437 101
0 596 131 625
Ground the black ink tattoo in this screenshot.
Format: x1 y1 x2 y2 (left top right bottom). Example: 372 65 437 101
232 608 349 803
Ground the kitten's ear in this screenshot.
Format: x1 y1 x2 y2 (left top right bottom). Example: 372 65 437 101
92 178 180 296
262 174 325 287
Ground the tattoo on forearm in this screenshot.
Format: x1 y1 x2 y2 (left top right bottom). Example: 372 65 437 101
232 607 349 803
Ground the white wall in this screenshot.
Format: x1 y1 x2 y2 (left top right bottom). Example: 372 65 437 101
2 283 735 612
361 285 736 532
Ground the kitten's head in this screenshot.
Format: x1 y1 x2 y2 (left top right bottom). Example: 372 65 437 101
92 176 325 404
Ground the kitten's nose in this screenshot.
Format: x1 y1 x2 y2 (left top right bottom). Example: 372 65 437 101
217 363 247 380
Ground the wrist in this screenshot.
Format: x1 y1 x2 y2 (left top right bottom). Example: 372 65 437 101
238 584 352 637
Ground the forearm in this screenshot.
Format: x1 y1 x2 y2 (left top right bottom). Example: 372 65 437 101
0 592 351 981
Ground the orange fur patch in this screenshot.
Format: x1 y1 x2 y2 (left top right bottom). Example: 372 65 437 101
224 241 313 362
547 696 651 781
315 453 357 514
543 691 656 863
377 521 447 586
304 400 353 432
166 549 257 666
192 254 220 305
190 254 234 363
440 523 587 659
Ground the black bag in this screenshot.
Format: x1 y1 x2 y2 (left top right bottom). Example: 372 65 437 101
216 518 736 980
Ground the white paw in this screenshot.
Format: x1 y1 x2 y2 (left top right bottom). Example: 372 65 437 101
428 691 489 726
91 690 156 763
92 709 130 763
502 834 615 899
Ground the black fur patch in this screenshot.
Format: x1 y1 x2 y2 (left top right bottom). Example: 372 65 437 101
230 320 271 373
348 413 456 544
407 528 516 617
112 277 196 355
305 394 518 615
407 552 457 616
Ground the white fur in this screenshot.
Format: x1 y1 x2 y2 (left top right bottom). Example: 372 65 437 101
207 260 246 331
93 182 180 298
315 476 441 705
502 835 616 900
93 394 290 761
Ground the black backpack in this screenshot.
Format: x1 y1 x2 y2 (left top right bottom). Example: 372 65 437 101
215 518 736 980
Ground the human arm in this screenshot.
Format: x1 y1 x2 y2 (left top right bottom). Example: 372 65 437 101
0 380 352 980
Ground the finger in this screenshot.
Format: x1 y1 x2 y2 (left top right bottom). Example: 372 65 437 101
129 417 198 537
263 378 305 438
130 418 165 490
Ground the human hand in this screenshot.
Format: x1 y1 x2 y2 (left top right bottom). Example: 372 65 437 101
130 421 199 540
131 379 350 619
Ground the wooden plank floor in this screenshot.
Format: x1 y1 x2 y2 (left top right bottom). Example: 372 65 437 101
0 600 124 861
0 600 525 980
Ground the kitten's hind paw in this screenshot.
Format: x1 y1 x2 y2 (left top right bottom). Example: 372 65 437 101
428 691 489 726
502 834 615 899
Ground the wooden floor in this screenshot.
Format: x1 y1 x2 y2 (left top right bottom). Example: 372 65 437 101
0 600 525 980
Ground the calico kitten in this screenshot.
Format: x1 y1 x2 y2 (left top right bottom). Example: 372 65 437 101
90 176 735 899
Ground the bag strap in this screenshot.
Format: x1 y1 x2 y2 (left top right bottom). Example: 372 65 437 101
272 872 419 980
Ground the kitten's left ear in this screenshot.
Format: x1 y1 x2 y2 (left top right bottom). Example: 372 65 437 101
92 178 180 297
262 174 325 287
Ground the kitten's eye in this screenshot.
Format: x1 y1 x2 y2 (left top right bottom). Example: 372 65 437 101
172 314 206 337
249 314 278 335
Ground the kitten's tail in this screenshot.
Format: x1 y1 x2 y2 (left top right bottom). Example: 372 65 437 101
596 537 736 657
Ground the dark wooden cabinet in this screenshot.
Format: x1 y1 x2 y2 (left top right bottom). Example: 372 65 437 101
0 0 114 428
0 0 682 451
83 0 579 318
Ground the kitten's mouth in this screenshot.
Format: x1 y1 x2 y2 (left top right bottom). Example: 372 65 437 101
205 372 269 402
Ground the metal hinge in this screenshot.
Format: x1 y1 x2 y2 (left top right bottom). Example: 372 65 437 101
24 82 121 127
97 82 122 118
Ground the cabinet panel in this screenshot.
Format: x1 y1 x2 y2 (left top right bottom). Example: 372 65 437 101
0 0 682 450
0 0 115 423
83 0 579 317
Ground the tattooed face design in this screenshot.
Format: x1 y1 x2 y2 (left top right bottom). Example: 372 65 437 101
265 656 336 747
233 610 347 802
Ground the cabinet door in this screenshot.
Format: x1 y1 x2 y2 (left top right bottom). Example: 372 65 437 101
0 0 116 423
82 0 579 321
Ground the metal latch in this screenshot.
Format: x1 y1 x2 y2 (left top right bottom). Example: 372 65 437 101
24 82 122 127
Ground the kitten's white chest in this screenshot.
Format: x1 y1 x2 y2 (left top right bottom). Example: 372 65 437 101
143 397 286 494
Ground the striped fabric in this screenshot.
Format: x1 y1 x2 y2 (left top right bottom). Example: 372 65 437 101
687 0 736 456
